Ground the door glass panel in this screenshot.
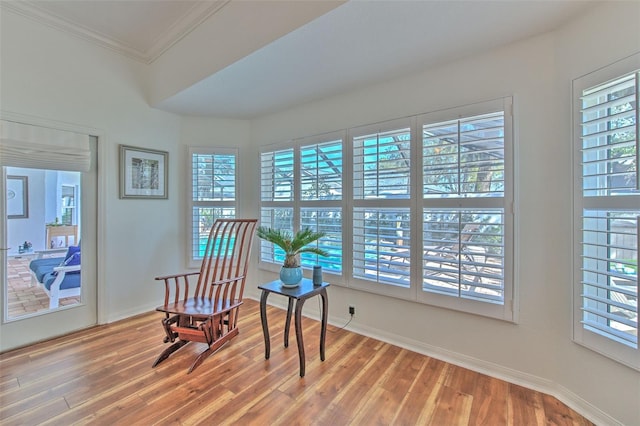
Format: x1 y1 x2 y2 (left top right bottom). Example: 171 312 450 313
5 167 82 320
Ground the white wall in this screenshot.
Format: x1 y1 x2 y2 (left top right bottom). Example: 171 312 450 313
0 9 183 321
249 2 640 425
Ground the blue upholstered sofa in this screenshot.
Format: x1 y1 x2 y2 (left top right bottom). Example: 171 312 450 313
29 246 81 309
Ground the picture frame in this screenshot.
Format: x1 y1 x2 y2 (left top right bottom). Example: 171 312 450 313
119 145 168 199
7 175 28 219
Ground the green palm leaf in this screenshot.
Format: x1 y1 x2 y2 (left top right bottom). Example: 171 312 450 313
257 226 329 267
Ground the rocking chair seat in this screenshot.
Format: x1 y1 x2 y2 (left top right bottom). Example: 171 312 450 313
152 219 257 374
157 297 242 317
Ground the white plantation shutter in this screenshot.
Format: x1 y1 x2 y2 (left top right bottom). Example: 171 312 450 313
581 211 638 347
259 207 293 265
353 125 411 199
190 148 237 261
581 73 638 196
260 147 296 266
351 120 412 295
301 208 342 272
352 208 411 287
193 152 236 202
299 139 343 273
573 55 639 370
423 112 505 198
300 140 342 200
260 136 344 272
422 209 505 304
261 149 294 202
574 65 639 369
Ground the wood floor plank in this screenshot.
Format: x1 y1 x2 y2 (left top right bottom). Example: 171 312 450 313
508 382 547 425
315 343 403 425
0 299 594 426
429 385 474 425
468 373 509 425
1 395 70 425
541 392 583 426
274 332 368 423
394 358 450 425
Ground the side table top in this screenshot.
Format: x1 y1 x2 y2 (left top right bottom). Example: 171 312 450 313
258 278 330 298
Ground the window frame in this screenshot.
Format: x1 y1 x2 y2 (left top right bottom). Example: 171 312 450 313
259 133 346 276
418 98 515 320
572 53 640 371
257 98 515 322
188 146 238 268
349 117 414 300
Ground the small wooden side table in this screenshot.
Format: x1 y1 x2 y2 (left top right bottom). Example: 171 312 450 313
46 225 78 248
258 278 329 377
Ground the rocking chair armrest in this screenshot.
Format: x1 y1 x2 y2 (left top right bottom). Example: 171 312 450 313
210 275 246 287
155 272 202 307
154 271 201 281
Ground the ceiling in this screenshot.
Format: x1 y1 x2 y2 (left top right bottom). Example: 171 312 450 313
6 0 599 119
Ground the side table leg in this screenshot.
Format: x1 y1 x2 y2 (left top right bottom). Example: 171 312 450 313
319 288 328 362
295 298 307 377
260 290 270 359
284 298 294 348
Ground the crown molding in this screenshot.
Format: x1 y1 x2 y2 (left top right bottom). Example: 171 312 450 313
1 0 231 64
145 0 231 63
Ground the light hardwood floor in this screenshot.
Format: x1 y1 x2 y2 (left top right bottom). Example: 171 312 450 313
0 299 593 425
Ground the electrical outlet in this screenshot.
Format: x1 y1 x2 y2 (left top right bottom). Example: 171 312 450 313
349 305 355 316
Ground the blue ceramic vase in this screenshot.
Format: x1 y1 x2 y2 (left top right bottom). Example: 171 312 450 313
280 266 303 287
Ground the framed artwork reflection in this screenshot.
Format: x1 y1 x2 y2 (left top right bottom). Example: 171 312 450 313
7 175 28 219
119 145 168 199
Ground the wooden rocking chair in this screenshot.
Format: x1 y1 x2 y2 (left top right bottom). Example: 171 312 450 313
153 219 257 373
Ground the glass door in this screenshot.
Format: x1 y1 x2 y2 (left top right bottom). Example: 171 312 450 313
0 137 98 352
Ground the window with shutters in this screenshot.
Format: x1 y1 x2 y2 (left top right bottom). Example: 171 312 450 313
300 140 343 271
573 55 639 370
260 136 344 273
351 121 412 296
189 147 237 264
260 148 295 266
258 98 514 321
420 104 512 319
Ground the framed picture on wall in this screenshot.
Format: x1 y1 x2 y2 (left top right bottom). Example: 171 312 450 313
119 145 168 199
7 175 28 219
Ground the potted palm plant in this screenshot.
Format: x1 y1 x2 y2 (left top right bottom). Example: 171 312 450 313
257 226 329 287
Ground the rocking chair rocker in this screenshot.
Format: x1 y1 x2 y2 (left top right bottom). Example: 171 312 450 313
153 219 257 373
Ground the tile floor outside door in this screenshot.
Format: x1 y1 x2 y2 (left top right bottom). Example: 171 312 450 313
6 256 80 318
